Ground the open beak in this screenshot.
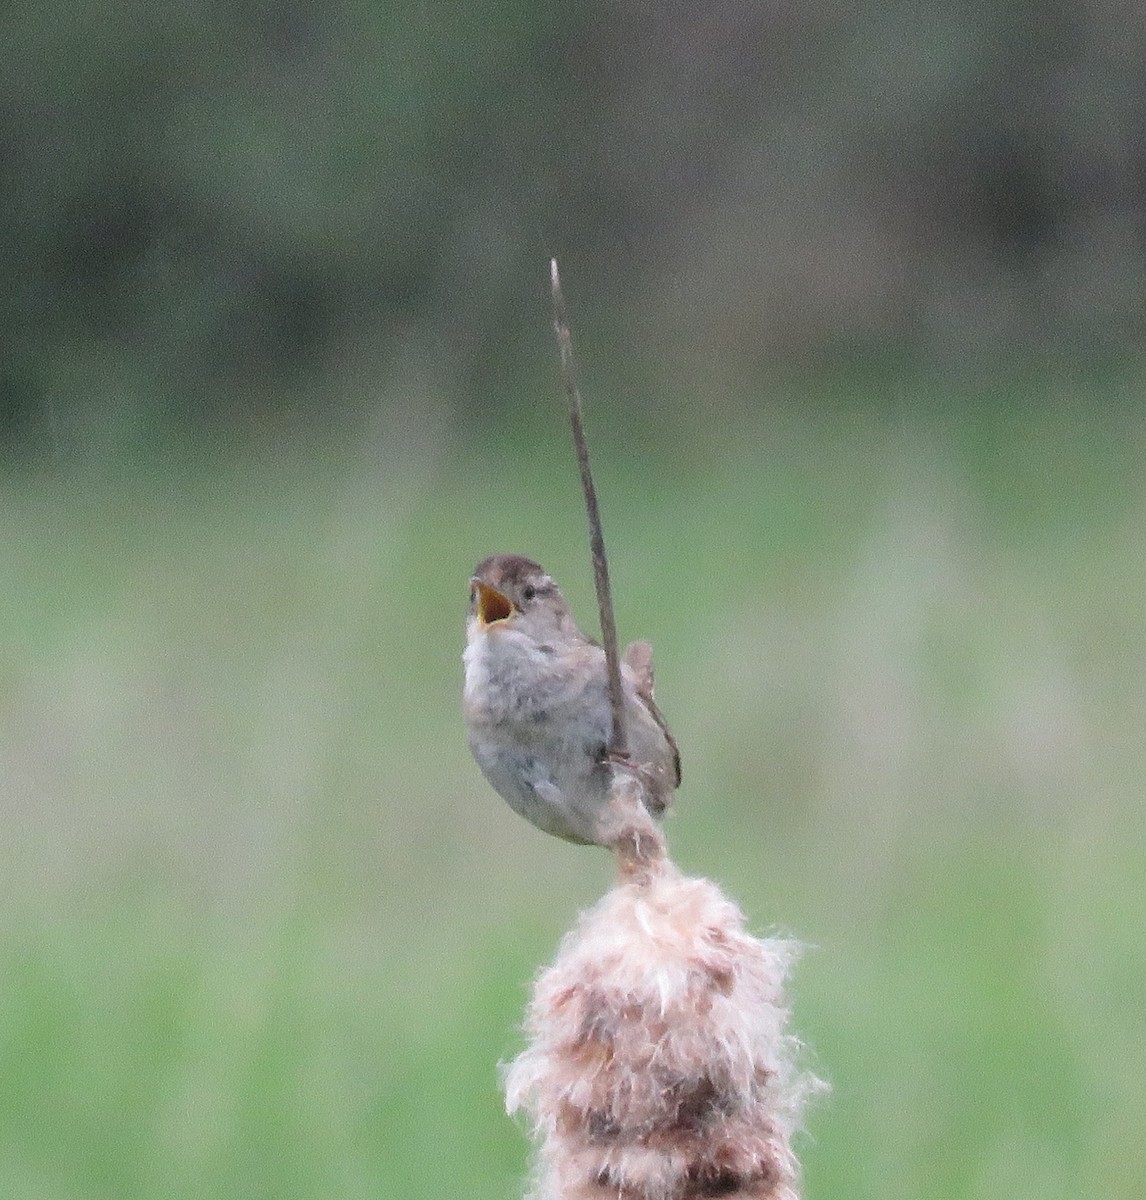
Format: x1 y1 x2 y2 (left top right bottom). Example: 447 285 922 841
472 579 516 627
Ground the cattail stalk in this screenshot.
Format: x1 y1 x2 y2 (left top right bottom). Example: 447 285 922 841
550 257 628 759
520 261 824 1197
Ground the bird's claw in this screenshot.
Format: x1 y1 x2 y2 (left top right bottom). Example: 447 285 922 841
607 749 659 794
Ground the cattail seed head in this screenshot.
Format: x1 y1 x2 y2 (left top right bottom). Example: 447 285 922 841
505 852 825 1200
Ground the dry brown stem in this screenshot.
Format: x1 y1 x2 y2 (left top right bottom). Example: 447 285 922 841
550 257 628 759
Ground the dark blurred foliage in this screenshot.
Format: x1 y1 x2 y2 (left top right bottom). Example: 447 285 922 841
3 0 1145 448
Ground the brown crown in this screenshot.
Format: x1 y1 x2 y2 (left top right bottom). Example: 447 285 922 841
472 553 546 591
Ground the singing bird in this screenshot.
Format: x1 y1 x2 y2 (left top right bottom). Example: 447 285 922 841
463 554 680 846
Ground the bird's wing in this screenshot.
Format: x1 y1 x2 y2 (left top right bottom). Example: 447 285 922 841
623 640 681 788
623 640 656 699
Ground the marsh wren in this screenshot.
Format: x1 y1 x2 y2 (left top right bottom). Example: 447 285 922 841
463 554 680 847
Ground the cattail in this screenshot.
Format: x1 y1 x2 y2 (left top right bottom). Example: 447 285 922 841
505 777 825 1200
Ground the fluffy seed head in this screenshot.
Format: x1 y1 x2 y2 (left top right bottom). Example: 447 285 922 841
504 856 826 1200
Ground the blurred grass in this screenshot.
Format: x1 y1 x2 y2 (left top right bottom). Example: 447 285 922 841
2 382 1145 1199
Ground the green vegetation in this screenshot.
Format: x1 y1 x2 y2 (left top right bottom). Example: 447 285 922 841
3 385 1143 1199
8 0 1146 442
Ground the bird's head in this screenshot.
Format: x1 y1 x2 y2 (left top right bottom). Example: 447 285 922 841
467 554 578 645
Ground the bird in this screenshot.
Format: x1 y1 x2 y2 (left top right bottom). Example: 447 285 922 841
463 553 680 846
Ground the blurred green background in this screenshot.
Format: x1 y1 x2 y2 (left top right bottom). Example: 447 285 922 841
4 3 1146 1199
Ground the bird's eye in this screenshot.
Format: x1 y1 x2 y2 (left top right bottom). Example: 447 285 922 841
522 585 536 602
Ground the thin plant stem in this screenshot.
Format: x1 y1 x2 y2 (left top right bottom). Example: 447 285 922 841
549 258 628 759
